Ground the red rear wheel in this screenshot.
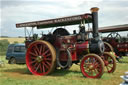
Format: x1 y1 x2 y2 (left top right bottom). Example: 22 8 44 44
80 54 104 78
101 52 116 73
26 40 56 76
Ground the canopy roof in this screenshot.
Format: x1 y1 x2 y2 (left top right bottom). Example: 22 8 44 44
16 13 92 29
99 24 128 33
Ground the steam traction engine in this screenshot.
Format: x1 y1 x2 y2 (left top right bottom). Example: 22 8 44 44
104 32 128 57
16 7 116 78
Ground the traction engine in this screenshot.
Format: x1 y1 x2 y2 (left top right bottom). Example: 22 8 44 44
16 7 116 78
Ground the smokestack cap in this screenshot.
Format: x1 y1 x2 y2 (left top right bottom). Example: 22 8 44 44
90 7 99 12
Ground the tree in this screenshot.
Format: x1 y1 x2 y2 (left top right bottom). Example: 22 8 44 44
13 41 18 44
0 39 10 52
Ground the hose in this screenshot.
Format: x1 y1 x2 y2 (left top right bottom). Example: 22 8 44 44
56 48 72 69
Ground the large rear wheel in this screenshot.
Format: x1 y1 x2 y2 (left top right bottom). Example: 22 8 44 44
80 54 104 78
26 40 56 76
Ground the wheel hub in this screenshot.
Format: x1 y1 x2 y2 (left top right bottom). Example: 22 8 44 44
89 65 94 70
36 56 43 62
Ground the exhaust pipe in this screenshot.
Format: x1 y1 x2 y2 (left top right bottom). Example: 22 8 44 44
89 7 105 54
90 7 99 38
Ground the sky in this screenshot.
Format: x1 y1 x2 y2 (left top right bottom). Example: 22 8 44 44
0 0 128 37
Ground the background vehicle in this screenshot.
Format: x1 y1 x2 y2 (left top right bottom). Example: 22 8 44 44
97 24 128 61
103 32 128 57
6 44 26 64
16 7 116 78
88 24 128 61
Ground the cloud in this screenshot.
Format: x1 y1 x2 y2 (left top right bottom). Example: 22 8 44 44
0 0 128 37
97 1 128 26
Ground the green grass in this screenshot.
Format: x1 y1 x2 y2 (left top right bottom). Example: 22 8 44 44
0 56 128 85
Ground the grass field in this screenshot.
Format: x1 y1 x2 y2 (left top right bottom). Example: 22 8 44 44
0 38 25 44
0 38 128 85
0 55 128 85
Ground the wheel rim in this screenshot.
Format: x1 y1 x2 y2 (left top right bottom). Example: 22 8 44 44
107 32 121 39
101 52 116 73
80 54 104 78
10 58 16 64
104 42 114 52
26 40 56 75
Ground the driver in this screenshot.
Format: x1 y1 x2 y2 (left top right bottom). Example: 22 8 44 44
79 25 88 41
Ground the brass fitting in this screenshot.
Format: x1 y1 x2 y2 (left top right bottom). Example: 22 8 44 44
90 7 99 12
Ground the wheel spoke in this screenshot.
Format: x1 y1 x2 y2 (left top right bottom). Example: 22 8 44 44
103 56 107 61
33 62 38 67
90 58 93 63
35 45 40 55
39 45 43 55
30 51 38 57
45 61 51 67
31 56 36 59
35 63 40 72
108 61 113 64
101 56 105 60
108 58 113 64
45 58 52 61
90 70 93 76
87 69 91 74
107 65 113 68
29 60 36 64
42 62 49 69
111 34 113 38
94 69 98 74
45 53 51 57
84 63 91 67
42 63 45 73
33 49 38 56
43 45 46 53
43 49 50 56
106 66 109 71
87 58 90 63
39 63 43 73
92 58 97 65
94 63 99 68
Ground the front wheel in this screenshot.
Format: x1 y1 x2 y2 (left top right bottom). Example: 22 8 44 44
80 54 104 78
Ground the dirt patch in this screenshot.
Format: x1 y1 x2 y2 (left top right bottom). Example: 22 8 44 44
2 71 43 80
1 67 63 80
2 67 41 80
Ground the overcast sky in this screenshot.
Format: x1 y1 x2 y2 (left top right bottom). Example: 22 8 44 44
0 0 128 37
